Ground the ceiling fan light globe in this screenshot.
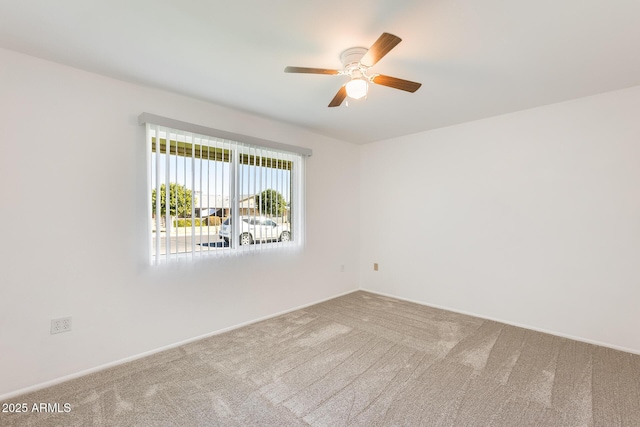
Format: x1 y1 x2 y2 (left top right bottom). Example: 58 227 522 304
345 79 368 100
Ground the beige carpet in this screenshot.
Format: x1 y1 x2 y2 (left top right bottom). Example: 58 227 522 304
2 291 640 426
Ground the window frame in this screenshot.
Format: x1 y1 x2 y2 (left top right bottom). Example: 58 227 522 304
139 113 311 265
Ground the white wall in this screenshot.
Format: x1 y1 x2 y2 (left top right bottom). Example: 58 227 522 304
360 85 640 353
0 47 360 397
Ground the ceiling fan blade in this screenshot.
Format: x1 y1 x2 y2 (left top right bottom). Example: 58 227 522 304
371 74 422 92
328 86 347 107
284 66 341 75
360 33 402 67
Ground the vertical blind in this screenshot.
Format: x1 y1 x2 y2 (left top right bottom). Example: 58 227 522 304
144 120 306 265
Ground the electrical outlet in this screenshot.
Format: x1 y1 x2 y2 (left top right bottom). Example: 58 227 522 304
340 264 345 272
374 263 379 271
51 317 72 334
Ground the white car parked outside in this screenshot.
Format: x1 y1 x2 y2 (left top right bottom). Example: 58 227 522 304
219 216 291 245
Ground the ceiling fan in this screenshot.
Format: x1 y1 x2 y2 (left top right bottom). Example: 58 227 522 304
285 33 422 107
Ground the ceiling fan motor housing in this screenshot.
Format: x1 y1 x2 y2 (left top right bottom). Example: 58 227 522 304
340 47 368 71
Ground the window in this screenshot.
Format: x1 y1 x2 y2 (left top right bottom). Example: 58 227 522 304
139 113 311 264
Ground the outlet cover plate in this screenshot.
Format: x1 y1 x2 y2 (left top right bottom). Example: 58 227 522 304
51 317 72 334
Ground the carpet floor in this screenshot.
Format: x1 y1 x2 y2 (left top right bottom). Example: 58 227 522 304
2 291 640 426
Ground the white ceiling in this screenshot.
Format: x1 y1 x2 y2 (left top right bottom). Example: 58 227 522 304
2 0 640 144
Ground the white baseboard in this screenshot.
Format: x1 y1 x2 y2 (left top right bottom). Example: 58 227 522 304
0 288 359 402
360 288 640 357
